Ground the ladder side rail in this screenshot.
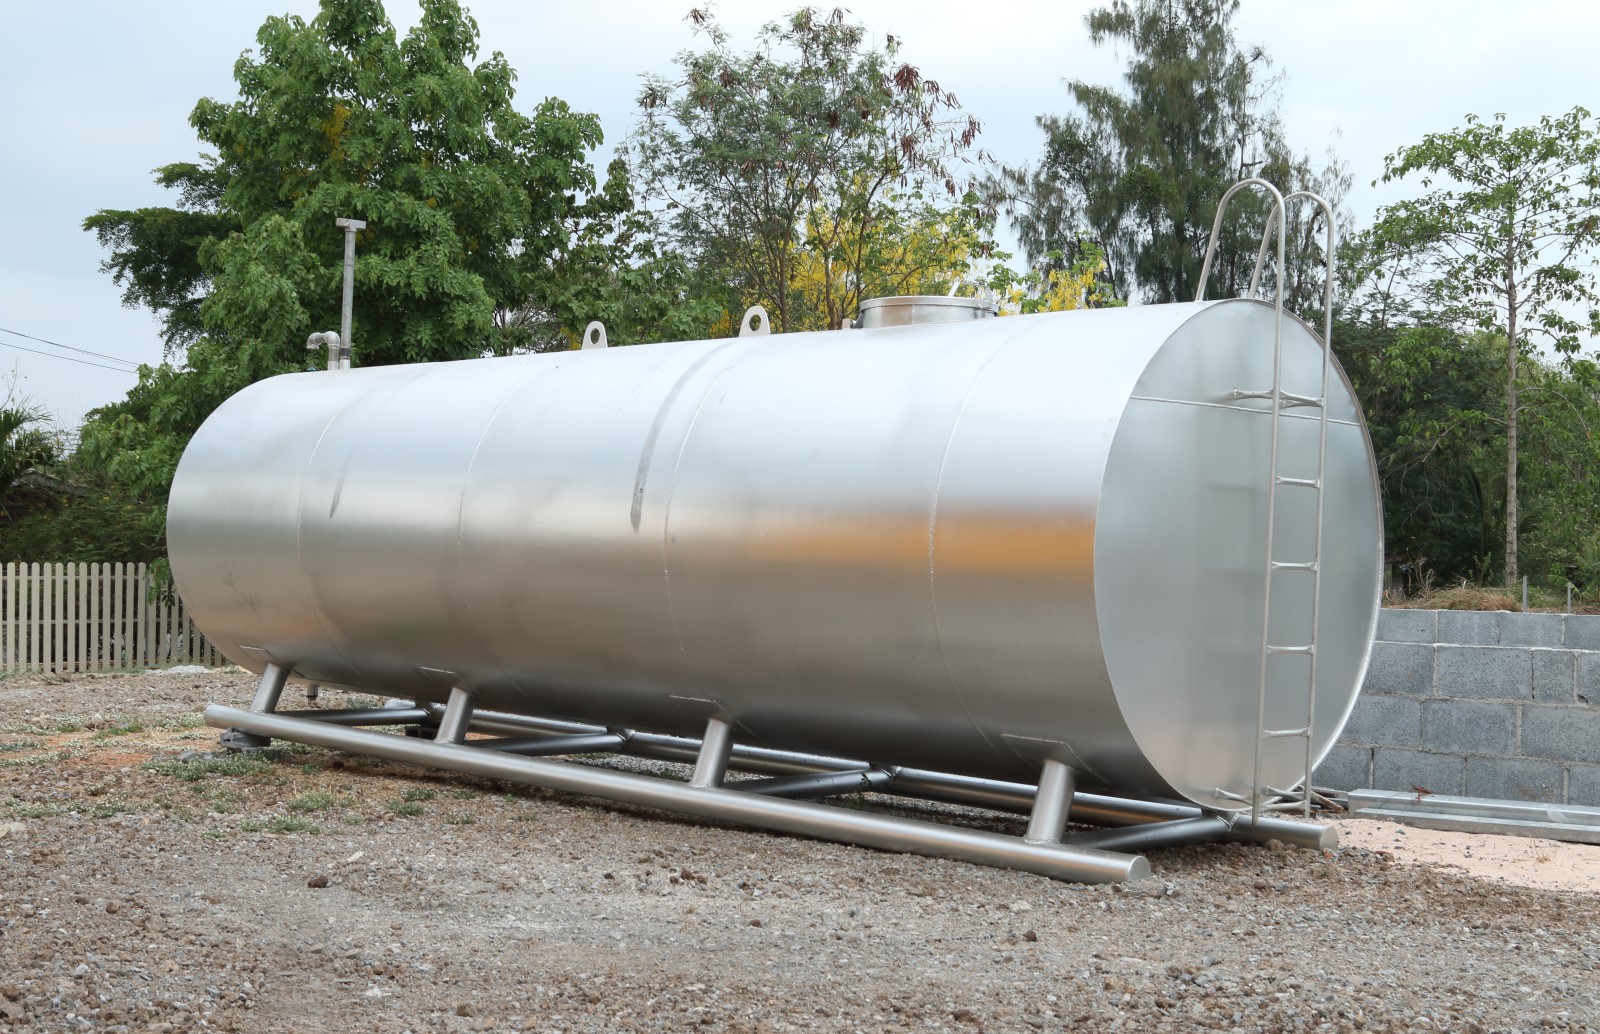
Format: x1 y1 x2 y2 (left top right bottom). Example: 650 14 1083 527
1196 178 1293 823
1281 189 1338 818
1241 184 1288 825
1249 208 1278 299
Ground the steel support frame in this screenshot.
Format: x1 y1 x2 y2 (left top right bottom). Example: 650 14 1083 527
205 698 1335 884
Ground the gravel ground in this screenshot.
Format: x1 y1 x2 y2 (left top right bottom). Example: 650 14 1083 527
1 669 1597 1033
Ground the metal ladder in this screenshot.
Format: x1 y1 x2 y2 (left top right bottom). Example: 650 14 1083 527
1197 179 1338 822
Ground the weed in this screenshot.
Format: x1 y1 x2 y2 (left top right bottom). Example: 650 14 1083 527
143 744 307 783
343 814 364 826
152 794 197 821
286 791 340 813
91 801 133 819
93 720 145 741
389 800 425 817
444 812 477 826
299 763 321 775
238 819 265 833
449 788 478 800
401 787 436 803
511 812 539 823
54 721 84 734
266 816 320 835
10 802 65 819
203 829 226 840
0 739 44 754
0 751 63 769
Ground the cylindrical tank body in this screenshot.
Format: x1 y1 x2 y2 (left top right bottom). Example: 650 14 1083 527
169 300 1382 810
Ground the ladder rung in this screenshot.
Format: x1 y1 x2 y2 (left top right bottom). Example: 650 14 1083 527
1270 561 1318 572
1266 644 1315 655
1273 476 1321 488
1229 389 1324 409
1263 727 1311 739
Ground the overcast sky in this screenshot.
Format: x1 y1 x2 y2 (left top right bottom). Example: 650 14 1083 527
2 0 1597 430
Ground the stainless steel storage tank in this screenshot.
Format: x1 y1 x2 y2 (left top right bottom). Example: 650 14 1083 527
170 298 1382 813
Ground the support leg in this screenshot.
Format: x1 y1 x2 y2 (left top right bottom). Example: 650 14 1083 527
222 664 289 751
434 686 476 745
689 717 734 788
1024 760 1076 845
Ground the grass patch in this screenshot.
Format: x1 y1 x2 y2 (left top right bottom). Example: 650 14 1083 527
0 751 63 769
1393 582 1600 613
93 720 145 740
286 791 340 813
400 787 436 803
444 812 477 826
143 744 308 783
238 819 265 833
449 787 478 800
10 801 66 819
388 800 425 817
0 739 44 754
266 816 321 835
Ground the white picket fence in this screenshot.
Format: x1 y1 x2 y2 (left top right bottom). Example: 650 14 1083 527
0 562 221 673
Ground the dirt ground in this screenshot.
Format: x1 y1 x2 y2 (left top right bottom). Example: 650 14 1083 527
2 669 1597 1033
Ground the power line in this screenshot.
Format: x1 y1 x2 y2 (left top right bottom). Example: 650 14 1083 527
0 337 139 374
0 326 142 370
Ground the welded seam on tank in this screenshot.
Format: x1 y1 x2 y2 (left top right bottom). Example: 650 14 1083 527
659 342 750 664
294 369 427 683
454 361 551 704
1127 395 1359 426
925 327 1030 764
632 343 741 532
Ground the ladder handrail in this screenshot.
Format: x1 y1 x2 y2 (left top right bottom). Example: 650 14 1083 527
1198 180 1340 822
1195 177 1286 306
1197 180 1288 825
1282 189 1337 820
1254 190 1337 819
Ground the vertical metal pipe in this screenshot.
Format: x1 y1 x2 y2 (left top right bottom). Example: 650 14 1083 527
334 217 366 369
689 717 734 788
434 686 476 745
250 663 288 713
1024 760 1076 844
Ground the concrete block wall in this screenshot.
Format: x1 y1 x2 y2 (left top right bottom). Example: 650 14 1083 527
1314 609 1600 806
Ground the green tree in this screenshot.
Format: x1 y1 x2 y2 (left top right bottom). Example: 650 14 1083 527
629 6 991 333
998 0 1346 308
1334 321 1504 586
0 406 53 518
80 0 619 516
1371 107 1600 585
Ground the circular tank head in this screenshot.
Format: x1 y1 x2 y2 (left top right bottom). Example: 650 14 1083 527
1093 301 1383 811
